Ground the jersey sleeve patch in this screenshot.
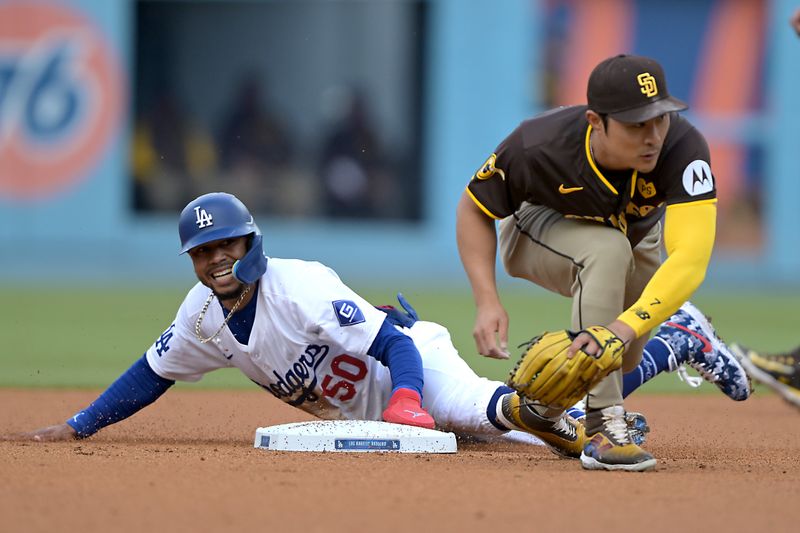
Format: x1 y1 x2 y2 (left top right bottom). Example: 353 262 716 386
474 153 506 181
682 160 713 196
332 300 366 326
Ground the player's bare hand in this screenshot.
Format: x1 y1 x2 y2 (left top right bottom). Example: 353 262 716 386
791 7 800 36
568 330 600 358
567 320 635 358
473 303 510 359
1 423 78 442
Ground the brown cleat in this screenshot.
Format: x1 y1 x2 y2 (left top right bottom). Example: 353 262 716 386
580 405 656 472
501 393 585 458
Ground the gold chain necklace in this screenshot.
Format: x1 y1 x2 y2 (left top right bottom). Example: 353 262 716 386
194 285 251 343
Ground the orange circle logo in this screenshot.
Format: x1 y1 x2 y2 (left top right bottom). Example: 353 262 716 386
0 2 124 201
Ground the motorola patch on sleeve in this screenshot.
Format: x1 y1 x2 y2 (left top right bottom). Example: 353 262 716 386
682 160 713 196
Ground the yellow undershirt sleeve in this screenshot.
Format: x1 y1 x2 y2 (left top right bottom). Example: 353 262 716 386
617 200 717 337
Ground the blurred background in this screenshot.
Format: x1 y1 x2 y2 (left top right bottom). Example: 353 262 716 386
1 0 798 388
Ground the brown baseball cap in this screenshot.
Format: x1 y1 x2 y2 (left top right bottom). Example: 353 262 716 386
587 54 688 123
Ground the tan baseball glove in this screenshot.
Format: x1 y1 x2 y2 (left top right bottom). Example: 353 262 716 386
506 326 625 410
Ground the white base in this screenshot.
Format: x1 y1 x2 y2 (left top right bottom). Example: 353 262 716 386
254 420 457 453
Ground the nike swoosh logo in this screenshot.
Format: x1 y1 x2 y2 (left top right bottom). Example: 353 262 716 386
559 184 584 194
665 322 712 353
404 410 426 418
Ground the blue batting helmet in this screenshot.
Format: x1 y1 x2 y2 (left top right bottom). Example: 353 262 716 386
178 192 267 283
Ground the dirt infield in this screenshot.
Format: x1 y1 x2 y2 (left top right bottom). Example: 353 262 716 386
2 389 798 533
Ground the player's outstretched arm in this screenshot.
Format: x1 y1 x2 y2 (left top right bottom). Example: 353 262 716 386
2 423 78 442
2 355 175 442
66 354 175 438
368 319 434 429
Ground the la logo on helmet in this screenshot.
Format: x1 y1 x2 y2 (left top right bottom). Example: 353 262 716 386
194 207 214 228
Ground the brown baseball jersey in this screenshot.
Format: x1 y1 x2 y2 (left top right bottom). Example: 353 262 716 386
465 105 715 246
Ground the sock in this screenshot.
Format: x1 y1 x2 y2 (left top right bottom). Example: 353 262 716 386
487 386 515 431
622 337 674 398
566 405 585 420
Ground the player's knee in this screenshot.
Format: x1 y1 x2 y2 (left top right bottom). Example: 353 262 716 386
502 250 528 280
581 229 634 275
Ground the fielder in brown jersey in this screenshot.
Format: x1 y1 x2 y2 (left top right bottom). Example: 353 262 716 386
467 106 714 245
456 54 718 471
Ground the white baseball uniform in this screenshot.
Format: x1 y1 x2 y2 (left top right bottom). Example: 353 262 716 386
145 258 512 439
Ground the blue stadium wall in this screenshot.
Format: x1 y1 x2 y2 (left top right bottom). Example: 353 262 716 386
0 0 797 288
